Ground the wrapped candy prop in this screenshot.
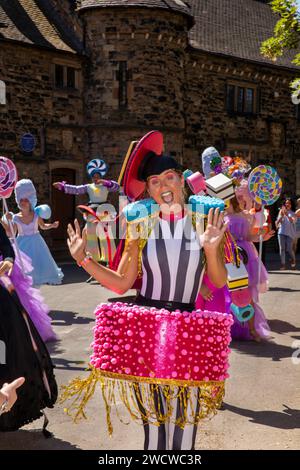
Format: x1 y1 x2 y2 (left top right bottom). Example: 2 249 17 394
183 170 207 195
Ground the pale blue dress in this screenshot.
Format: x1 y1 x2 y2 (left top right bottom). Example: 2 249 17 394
13 213 63 286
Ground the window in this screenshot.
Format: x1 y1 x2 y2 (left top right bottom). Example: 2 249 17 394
54 64 78 89
55 65 64 88
226 82 257 115
67 67 75 89
117 62 128 109
0 80 6 105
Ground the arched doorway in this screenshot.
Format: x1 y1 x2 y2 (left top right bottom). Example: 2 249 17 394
51 168 76 257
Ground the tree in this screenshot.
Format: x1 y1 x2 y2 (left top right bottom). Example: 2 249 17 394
261 0 300 102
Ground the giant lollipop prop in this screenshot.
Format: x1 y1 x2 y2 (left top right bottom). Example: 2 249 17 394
0 156 24 272
248 165 282 284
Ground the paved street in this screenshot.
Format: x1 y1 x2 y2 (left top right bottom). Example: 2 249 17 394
0 257 299 450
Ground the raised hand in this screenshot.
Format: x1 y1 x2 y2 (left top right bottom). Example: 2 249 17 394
263 229 275 241
202 208 228 253
67 219 87 263
0 260 13 277
0 377 25 413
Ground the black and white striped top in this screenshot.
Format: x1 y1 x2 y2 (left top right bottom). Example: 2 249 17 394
140 215 203 304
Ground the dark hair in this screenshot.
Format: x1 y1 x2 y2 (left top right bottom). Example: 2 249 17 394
284 198 295 211
230 195 242 213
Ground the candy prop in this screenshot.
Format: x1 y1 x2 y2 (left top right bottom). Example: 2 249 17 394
186 172 206 195
61 301 233 434
231 288 251 307
122 198 159 223
183 169 193 180
230 303 254 323
189 195 225 215
189 195 225 235
206 174 235 201
226 157 251 182
86 159 108 178
248 165 282 284
248 165 282 206
0 157 18 199
0 157 25 273
226 262 248 291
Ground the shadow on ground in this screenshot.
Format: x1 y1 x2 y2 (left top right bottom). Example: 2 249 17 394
224 403 300 430
230 338 294 362
0 429 80 450
57 264 90 285
49 310 94 327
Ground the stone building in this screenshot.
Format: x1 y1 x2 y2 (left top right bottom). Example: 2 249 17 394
0 0 299 253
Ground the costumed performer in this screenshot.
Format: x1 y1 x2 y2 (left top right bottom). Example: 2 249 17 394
53 158 119 266
225 195 273 341
61 131 233 451
0 216 57 342
0 223 57 432
6 179 63 286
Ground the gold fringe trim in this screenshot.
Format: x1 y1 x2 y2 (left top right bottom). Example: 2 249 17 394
60 366 225 436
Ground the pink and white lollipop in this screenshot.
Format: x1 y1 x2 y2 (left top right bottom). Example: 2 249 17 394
0 156 18 199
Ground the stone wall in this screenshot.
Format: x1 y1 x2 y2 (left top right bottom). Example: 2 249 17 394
0 42 85 203
80 7 190 175
183 51 300 195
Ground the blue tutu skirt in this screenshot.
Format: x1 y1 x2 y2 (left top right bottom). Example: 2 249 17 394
16 233 64 286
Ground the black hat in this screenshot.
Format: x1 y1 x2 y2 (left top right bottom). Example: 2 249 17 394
138 152 181 182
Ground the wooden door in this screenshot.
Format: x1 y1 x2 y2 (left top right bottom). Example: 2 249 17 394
51 168 76 252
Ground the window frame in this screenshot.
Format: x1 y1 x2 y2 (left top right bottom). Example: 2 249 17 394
53 61 81 91
226 81 258 116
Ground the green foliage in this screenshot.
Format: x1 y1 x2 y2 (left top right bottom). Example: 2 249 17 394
261 0 300 96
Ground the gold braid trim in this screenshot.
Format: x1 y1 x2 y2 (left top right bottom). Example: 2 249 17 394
60 366 226 436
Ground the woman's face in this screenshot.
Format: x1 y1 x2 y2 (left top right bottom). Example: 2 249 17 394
19 199 31 211
285 200 292 211
147 170 184 210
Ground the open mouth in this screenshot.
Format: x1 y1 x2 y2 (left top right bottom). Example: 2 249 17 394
160 191 174 204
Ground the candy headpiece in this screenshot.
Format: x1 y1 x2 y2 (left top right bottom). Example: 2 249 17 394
14 179 37 209
87 158 108 178
201 147 221 179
